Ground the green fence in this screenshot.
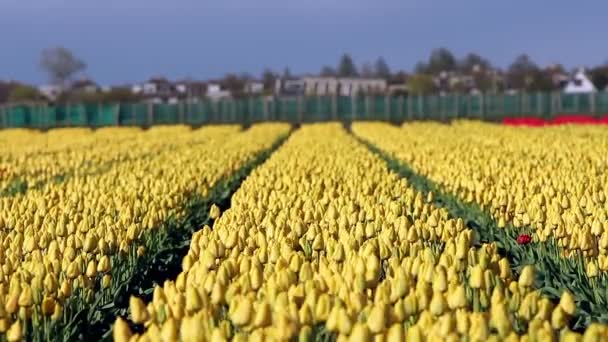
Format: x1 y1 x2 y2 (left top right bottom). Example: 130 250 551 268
2 92 608 129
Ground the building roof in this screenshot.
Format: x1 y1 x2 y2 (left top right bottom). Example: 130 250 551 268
563 69 596 94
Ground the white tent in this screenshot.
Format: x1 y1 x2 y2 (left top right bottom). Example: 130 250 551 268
563 69 596 94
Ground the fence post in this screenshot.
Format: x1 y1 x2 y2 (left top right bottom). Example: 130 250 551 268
332 94 337 121
0 105 5 129
115 103 120 126
590 92 597 116
385 95 390 122
297 95 303 124
398 96 404 123
178 101 185 124
147 102 154 127
351 95 356 122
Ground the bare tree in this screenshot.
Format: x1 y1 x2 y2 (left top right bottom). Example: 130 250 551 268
40 47 86 88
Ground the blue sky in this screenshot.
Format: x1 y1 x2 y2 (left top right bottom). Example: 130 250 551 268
1 0 606 85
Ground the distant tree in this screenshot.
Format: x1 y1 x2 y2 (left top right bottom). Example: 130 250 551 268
101 88 142 103
417 48 457 74
222 73 246 98
390 70 409 84
239 73 254 82
282 67 293 79
457 53 495 93
338 54 358 77
320 66 337 77
374 57 391 79
589 64 608 91
451 79 468 94
360 62 374 78
407 74 435 95
472 72 495 93
40 47 86 87
507 54 555 91
458 53 492 73
0 81 16 103
506 54 539 90
261 69 278 92
67 87 141 103
8 85 42 103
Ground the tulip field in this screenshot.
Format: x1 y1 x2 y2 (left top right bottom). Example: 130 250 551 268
1 122 608 341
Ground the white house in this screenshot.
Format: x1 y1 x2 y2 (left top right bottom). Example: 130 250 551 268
38 85 63 101
564 69 596 94
244 81 264 94
275 77 387 96
275 78 306 96
206 82 231 100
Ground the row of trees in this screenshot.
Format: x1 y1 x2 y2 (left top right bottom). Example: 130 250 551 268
255 50 608 95
2 47 608 105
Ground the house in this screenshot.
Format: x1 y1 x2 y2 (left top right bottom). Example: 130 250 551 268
244 81 264 94
434 71 475 94
144 78 172 96
545 64 569 89
275 76 387 96
71 79 99 94
563 68 596 94
206 82 231 100
38 84 63 101
335 78 387 96
301 77 339 95
275 78 306 96
387 84 408 96
174 80 207 99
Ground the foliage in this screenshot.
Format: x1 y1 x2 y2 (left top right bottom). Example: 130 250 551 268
62 87 142 104
416 47 457 74
261 69 278 92
320 66 337 77
374 57 391 79
8 84 43 103
407 73 435 95
338 53 359 77
589 65 608 91
40 47 86 86
506 54 554 91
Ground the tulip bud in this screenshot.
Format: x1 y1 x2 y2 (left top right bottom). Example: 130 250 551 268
209 204 221 219
367 304 387 333
469 265 484 289
559 291 576 316
518 265 535 287
130 296 148 324
113 317 132 342
350 323 371 342
102 274 112 289
429 292 447 316
6 320 22 342
230 297 253 326
551 306 568 330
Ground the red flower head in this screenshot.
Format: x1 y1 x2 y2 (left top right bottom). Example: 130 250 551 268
517 234 532 245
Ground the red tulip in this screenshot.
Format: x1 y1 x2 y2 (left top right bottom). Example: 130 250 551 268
517 234 532 245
